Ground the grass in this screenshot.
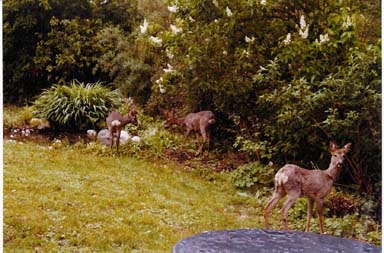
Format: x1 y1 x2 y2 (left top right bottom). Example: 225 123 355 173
4 141 264 252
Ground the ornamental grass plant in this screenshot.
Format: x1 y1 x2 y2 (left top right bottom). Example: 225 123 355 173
32 80 122 131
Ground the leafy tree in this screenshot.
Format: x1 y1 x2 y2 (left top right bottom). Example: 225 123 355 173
146 0 381 192
3 0 141 103
3 0 51 103
94 26 153 104
34 17 103 83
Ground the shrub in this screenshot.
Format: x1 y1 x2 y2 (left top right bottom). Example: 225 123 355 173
3 106 33 129
32 80 122 131
120 113 182 158
325 193 356 217
231 162 275 189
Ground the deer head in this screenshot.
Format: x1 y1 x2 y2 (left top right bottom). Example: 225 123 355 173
329 141 352 170
162 110 184 128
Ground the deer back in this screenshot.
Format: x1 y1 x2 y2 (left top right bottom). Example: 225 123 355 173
184 111 215 132
107 109 137 129
106 111 123 127
275 164 334 200
123 109 138 125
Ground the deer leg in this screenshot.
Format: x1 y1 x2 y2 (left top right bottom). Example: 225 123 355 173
195 132 200 147
305 199 314 232
116 129 121 154
183 129 191 144
109 128 114 150
264 191 285 229
196 131 207 156
281 192 300 230
207 131 211 153
316 199 325 234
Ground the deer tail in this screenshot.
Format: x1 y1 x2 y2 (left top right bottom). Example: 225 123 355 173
274 170 288 192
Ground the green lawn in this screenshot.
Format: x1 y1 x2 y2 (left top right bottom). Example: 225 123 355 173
4 141 264 252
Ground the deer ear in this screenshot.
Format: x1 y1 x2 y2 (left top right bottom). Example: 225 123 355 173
343 143 352 153
329 141 338 154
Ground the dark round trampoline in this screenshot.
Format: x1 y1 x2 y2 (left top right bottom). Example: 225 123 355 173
173 229 381 253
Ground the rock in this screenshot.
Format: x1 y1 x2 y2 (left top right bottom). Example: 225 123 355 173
131 136 141 143
119 131 132 143
87 130 97 140
30 118 51 130
97 129 111 145
97 129 131 146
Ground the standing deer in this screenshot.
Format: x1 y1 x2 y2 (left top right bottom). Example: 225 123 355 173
263 141 352 234
106 109 137 153
163 110 216 156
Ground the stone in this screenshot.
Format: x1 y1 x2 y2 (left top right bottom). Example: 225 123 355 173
30 118 51 130
97 129 131 146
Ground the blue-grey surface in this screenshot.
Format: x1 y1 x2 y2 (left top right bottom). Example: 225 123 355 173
173 229 381 253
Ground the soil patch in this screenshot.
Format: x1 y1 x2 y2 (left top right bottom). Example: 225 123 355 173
4 127 89 145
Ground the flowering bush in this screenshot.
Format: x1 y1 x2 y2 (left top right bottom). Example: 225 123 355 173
143 0 380 193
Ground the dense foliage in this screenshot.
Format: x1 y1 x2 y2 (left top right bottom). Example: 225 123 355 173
146 0 381 194
4 0 381 193
32 81 122 131
4 0 141 103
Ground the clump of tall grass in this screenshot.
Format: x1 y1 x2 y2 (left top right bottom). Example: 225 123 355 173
32 80 122 131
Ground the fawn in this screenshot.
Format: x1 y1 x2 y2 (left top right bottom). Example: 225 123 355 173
263 141 352 233
163 110 216 156
106 109 137 153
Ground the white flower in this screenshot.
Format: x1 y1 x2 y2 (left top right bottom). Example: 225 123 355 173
299 26 308 39
300 15 306 30
156 77 166 93
245 36 255 43
170 24 182 34
226 7 232 17
166 49 174 59
213 0 219 7
223 50 228 55
283 33 291 45
139 19 148 34
147 128 158 137
168 5 178 13
150 36 162 45
342 16 353 28
155 77 163 84
319 33 330 44
260 0 266 5
159 84 166 94
163 63 174 73
298 15 309 39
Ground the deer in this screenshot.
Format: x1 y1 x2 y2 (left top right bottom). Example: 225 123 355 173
163 110 216 156
263 141 352 234
106 108 138 153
